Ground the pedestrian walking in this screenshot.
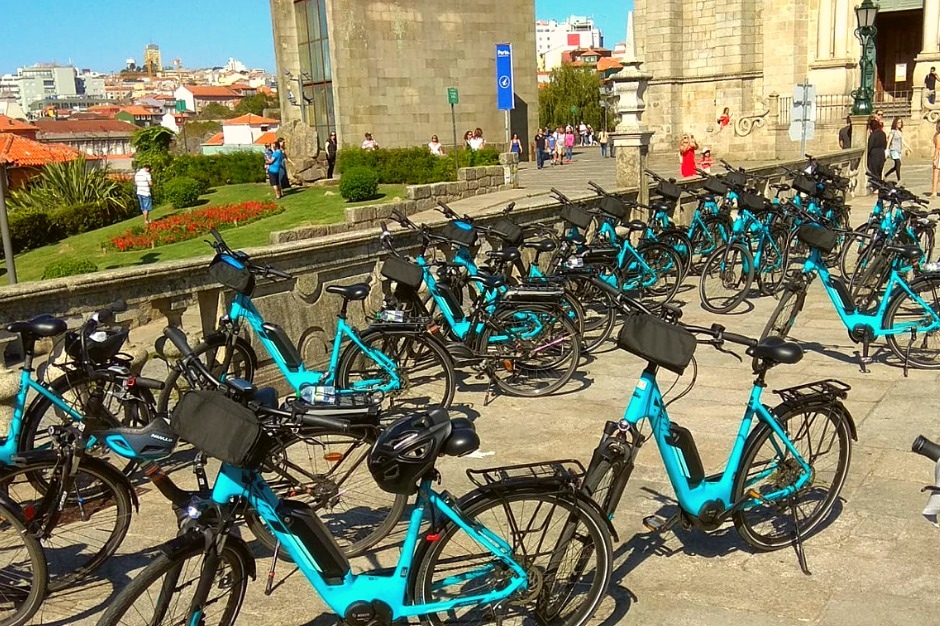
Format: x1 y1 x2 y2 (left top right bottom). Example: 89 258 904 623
679 134 698 178
926 67 938 105
509 132 522 156
599 130 609 158
564 127 575 162
276 137 291 191
930 121 940 197
546 129 558 165
883 118 910 183
866 117 887 188
134 164 153 225
838 116 852 149
428 134 445 156
534 128 547 169
266 141 285 199
326 131 338 178
578 121 588 146
361 133 378 150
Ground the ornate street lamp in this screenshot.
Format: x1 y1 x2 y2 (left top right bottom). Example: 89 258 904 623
851 0 879 115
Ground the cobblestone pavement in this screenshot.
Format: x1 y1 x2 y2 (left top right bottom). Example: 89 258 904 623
35 261 940 625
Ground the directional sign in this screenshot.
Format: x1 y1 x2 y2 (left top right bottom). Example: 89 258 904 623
789 81 816 143
495 43 514 110
447 87 459 105
175 99 186 112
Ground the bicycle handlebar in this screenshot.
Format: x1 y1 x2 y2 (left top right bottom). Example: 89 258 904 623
913 435 940 525
550 187 573 203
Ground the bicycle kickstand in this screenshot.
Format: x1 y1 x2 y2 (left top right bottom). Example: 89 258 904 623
903 330 917 378
789 499 812 576
854 338 873 374
264 538 281 596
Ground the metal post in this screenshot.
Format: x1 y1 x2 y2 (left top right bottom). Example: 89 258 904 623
0 164 17 285
800 78 809 158
451 103 459 179
504 110 510 149
296 77 307 125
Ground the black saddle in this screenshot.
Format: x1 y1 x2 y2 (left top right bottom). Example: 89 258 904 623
468 274 505 289
885 244 923 261
443 416 479 457
624 220 647 232
650 200 673 213
326 283 370 301
6 315 67 339
746 336 804 366
486 248 521 263
523 239 557 253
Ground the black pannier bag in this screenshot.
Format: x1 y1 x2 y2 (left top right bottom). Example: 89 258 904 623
170 390 273 469
64 327 129 363
796 224 839 254
560 204 594 229
616 314 697 375
209 254 255 296
724 170 749 189
440 222 478 247
490 218 524 246
792 173 820 197
738 191 768 212
580 246 620 264
381 256 424 290
599 196 628 219
655 179 683 201
703 177 729 195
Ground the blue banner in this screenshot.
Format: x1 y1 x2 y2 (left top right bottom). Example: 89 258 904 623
495 43 514 110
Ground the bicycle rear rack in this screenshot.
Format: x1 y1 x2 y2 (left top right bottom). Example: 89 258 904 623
467 459 585 489
772 378 850 404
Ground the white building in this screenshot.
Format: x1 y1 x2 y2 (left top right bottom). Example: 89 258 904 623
535 16 603 57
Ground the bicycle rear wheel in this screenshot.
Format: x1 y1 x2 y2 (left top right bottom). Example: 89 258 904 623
94 534 249 626
699 242 754 313
883 275 940 369
564 275 616 353
732 401 852 550
412 488 612 626
156 334 256 413
690 215 730 272
0 501 46 626
630 242 683 308
245 428 406 557
756 226 791 297
838 226 875 279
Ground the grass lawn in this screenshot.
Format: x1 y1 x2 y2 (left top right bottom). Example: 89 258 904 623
8 182 405 283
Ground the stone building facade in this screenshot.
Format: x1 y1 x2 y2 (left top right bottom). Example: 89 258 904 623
269 0 539 156
633 0 940 159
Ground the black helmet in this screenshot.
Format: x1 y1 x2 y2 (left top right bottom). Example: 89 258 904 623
368 409 453 495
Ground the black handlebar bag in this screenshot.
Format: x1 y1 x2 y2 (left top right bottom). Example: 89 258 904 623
171 390 273 469
616 314 697 375
209 253 255 296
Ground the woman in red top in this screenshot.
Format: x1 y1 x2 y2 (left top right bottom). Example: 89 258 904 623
679 134 699 177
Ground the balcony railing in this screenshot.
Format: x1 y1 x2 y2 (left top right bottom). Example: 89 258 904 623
777 93 853 126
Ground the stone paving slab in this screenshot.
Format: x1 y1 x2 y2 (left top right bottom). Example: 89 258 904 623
30 262 940 626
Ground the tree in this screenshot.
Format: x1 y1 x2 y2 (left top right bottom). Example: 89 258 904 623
538 64 610 131
132 126 175 154
196 102 237 120
233 93 278 117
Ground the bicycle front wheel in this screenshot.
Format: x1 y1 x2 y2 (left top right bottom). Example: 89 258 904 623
731 401 852 550
883 275 940 369
756 226 791 297
95 534 249 626
628 242 683 308
564 275 616 353
0 455 133 591
699 242 754 313
156 333 257 413
412 488 612 626
336 328 455 418
0 501 46 626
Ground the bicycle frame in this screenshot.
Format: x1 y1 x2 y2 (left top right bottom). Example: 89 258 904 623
801 250 940 338
212 465 527 619
0 372 86 465
227 293 401 393
622 367 811 516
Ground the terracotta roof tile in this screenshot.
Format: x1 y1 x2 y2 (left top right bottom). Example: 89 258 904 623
0 133 82 167
223 113 278 126
183 85 239 98
597 57 624 72
0 115 37 132
34 119 139 136
202 132 224 146
254 131 278 145
119 105 159 116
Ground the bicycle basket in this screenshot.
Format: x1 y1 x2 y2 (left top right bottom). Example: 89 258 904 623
560 204 594 229
170 390 273 469
703 177 729 195
738 190 768 212
209 253 255 296
654 179 683 201
381 256 424 290
490 218 524 245
616 314 697 375
796 224 838 254
792 174 819 197
440 221 478 248
64 327 129 364
724 170 749 189
599 196 628 219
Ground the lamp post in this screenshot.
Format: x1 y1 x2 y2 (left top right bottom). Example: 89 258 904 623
851 0 879 115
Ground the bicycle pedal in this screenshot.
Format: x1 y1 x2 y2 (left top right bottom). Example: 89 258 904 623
642 514 677 534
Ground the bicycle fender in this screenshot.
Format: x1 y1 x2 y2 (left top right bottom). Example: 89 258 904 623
75 455 142 513
159 530 257 580
771 398 857 442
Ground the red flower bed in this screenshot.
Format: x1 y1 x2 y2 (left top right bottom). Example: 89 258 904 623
109 201 282 252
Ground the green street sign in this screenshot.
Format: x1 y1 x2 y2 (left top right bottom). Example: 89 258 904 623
175 99 186 112
447 87 459 105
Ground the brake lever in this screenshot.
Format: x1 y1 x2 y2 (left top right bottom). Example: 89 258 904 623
713 342 743 362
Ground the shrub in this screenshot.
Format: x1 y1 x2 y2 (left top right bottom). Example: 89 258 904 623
2 208 59 257
162 176 204 209
165 152 266 187
51 201 138 237
41 258 99 280
339 167 380 202
337 146 501 183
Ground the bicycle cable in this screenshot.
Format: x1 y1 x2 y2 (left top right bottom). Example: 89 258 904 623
662 355 697 409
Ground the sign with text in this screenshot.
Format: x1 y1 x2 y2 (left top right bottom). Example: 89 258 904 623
495 43 514 110
447 87 459 105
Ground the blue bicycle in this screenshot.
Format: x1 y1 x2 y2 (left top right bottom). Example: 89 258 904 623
95 391 613 626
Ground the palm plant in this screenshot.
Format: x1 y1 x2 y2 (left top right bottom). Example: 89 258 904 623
10 157 129 216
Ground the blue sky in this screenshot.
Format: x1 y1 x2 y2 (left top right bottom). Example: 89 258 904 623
0 0 631 75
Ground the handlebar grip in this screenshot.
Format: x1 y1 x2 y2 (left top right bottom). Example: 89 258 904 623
209 228 224 244
132 376 166 391
723 331 757 347
297 412 350 433
913 435 940 463
163 327 194 358
95 309 114 325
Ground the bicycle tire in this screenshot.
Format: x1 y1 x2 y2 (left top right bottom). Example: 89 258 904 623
838 225 875 279
699 242 754 314
755 285 806 372
0 500 47 626
916 224 936 264
690 215 730 272
731 400 852 550
564 274 616 353
883 275 940 369
156 333 257 413
94 534 249 626
19 369 153 477
480 306 581 397
336 327 455 418
244 427 407 558
847 243 892 311
630 242 683 308
0 454 133 591
411 487 612 626
656 230 694 281
756 225 791 297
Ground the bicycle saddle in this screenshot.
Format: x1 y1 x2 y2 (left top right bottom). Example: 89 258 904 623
649 200 672 213
523 239 557 253
486 248 521 263
625 220 647 231
885 244 923 261
746 336 803 366
468 274 505 289
6 315 67 338
102 416 179 461
326 283 370 301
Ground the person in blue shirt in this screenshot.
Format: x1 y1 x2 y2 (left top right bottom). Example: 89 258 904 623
266 143 285 199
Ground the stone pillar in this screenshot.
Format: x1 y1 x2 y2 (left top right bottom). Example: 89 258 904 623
611 132 655 203
768 93 781 127
608 37 654 201
925 0 940 55
499 152 519 189
817 0 834 60
833 0 850 58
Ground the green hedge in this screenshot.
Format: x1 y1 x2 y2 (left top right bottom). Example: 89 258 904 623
162 177 204 209
162 152 266 188
2 208 58 258
339 167 380 202
337 147 500 183
41 258 99 280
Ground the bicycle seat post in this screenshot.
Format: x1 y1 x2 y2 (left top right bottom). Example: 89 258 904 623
338 297 350 320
